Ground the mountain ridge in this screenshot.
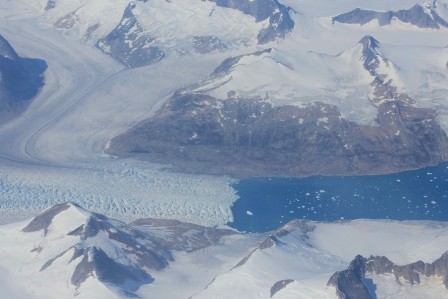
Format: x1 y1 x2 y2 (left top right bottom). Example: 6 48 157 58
333 3 448 29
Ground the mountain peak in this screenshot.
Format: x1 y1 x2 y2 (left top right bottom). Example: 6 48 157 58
22 202 89 235
358 35 380 51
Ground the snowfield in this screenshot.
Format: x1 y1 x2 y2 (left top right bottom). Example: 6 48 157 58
1 204 447 299
191 219 448 299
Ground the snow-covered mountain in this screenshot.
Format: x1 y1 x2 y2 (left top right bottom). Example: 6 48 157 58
192 219 448 299
1 204 448 299
0 203 236 298
96 2 165 67
328 252 448 299
0 34 46 123
107 34 448 177
333 2 448 29
27 0 294 67
1 0 446 177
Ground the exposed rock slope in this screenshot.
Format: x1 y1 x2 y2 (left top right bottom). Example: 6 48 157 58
20 202 235 297
328 252 448 299
107 36 448 177
333 3 448 29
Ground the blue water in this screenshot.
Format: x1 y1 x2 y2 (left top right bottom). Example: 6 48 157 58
228 163 448 233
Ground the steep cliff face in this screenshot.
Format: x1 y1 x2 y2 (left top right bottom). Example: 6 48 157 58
327 256 372 299
96 3 164 68
328 252 448 299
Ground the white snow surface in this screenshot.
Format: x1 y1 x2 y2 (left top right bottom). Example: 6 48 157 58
22 0 263 55
194 17 448 126
368 274 448 299
192 220 448 299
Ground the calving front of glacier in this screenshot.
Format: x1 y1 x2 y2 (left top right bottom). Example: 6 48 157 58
0 159 237 227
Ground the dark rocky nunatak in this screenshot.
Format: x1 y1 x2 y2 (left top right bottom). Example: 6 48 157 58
328 252 448 299
130 218 236 252
333 3 448 29
211 0 294 44
96 3 164 67
22 202 72 235
270 279 295 297
327 255 373 299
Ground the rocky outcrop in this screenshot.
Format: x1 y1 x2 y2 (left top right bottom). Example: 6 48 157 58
44 0 56 11
327 255 373 299
70 247 153 291
333 3 448 29
96 3 164 67
211 0 294 44
107 91 448 177
192 36 227 54
130 218 236 252
22 202 72 235
23 202 234 297
93 0 292 67
328 252 448 299
270 279 294 297
234 220 314 269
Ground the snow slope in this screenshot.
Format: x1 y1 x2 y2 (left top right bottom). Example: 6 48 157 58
34 0 294 68
187 33 448 128
1 205 447 299
0 203 448 299
192 220 448 299
0 203 258 299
